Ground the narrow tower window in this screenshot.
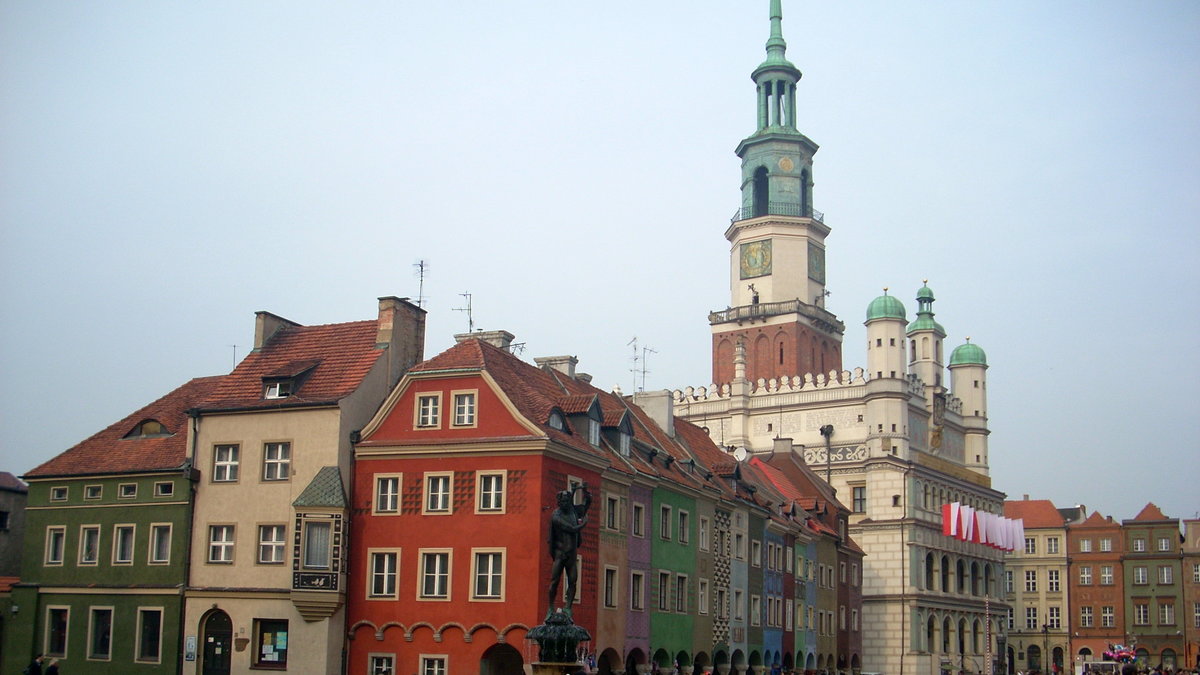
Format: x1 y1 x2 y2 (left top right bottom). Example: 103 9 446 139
753 166 769 217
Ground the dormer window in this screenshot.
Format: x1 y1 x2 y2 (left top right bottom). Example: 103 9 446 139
549 412 565 431
619 432 631 457
124 419 170 439
588 418 600 447
264 380 293 399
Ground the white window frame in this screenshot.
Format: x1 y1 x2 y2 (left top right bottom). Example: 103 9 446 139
659 505 672 540
678 510 690 544
630 570 645 611
1080 606 1094 628
212 444 239 482
262 441 291 481
301 519 333 570
632 502 645 538
50 486 68 501
415 393 442 429
658 571 671 610
674 574 688 613
87 605 114 661
1133 538 1146 552
1048 569 1060 592
419 549 452 600
1133 566 1148 585
1134 603 1149 625
1159 565 1174 584
1099 537 1112 552
208 524 235 563
699 578 710 615
699 516 710 551
1101 605 1115 627
475 471 506 514
750 594 762 626
79 524 101 565
451 390 477 427
423 472 453 514
420 655 448 675
45 526 66 565
85 484 102 500
1079 566 1092 585
1079 538 1092 552
44 605 70 658
112 524 136 565
369 654 396 675
603 565 619 608
154 481 174 497
1158 536 1172 552
119 482 137 499
374 474 402 515
148 523 172 565
368 549 401 600
1100 565 1114 585
471 548 505 601
257 524 286 565
135 606 164 664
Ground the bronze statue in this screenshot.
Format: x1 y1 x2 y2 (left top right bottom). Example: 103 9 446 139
546 483 591 618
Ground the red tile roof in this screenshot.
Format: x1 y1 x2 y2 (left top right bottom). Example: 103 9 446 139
26 376 224 478
1073 511 1118 529
1128 502 1171 522
199 321 383 411
1004 499 1065 528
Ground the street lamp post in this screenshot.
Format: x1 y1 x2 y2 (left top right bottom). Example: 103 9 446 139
1043 624 1050 675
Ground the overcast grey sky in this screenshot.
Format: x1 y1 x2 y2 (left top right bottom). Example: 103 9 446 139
2 1 1197 523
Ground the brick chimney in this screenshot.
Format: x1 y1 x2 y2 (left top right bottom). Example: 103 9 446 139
377 296 427 386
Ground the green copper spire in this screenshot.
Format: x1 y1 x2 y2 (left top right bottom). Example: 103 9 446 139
907 281 947 335
764 0 790 66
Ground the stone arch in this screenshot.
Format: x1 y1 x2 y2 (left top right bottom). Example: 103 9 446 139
750 650 764 667
675 650 692 668
941 554 951 591
480 642 523 675
347 619 378 640
753 166 769 217
852 653 861 674
625 648 648 675
733 649 747 667
694 651 712 672
806 653 816 671
957 559 967 593
984 563 994 597
925 551 936 590
783 652 795 670
754 334 772 381
597 648 622 675
435 621 467 642
942 616 952 653
653 648 672 668
717 339 734 379
972 619 982 653
971 561 981 595
497 623 530 642
957 618 967 654
406 621 436 641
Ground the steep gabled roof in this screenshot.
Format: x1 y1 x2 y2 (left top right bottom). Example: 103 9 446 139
1126 502 1173 523
293 466 348 509
1072 511 1118 529
1004 499 1065 528
26 376 224 478
199 320 382 412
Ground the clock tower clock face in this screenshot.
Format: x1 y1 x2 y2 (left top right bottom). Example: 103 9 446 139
739 240 772 279
807 241 825 284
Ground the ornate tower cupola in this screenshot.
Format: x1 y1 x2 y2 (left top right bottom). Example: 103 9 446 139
710 0 843 387
906 282 947 390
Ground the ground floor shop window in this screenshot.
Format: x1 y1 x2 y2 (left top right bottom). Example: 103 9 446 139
254 619 289 668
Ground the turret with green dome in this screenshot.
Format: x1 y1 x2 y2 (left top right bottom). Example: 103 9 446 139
949 339 988 367
866 289 906 322
906 282 946 335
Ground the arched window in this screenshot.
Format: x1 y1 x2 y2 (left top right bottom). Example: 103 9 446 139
925 552 935 590
922 336 930 359
753 166 769 217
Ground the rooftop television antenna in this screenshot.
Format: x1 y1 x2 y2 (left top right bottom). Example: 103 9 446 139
453 292 474 333
413 259 429 308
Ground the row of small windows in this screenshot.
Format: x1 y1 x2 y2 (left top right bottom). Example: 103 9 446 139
211 442 291 482
364 547 508 602
48 481 175 502
922 553 998 597
414 391 478 429
918 483 996 515
367 654 447 675
44 523 173 567
205 517 337 570
922 615 999 655
372 471 507 516
41 605 164 664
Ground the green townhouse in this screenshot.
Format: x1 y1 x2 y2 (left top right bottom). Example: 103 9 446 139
5 376 222 674
648 460 701 670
